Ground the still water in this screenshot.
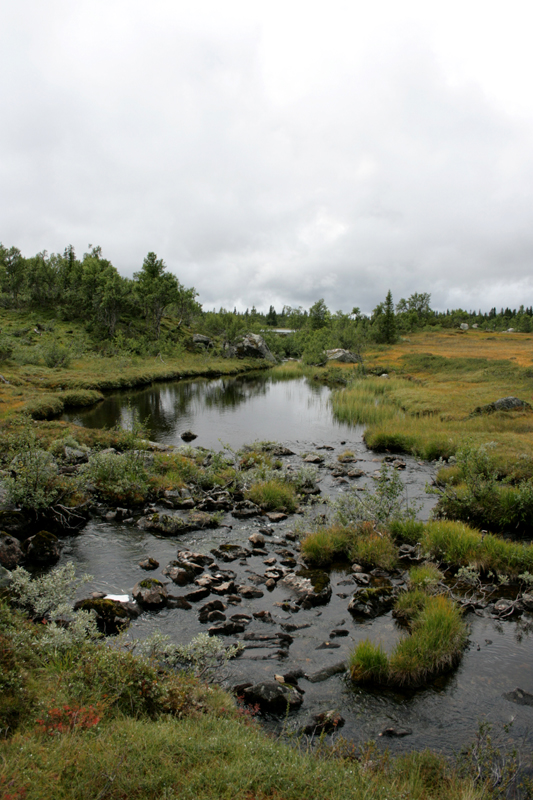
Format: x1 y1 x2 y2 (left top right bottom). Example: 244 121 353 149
62 372 533 757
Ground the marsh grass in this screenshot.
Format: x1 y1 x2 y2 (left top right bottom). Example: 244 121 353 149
331 331 533 471
388 595 467 686
421 520 533 576
245 478 298 512
350 592 467 688
301 523 397 570
408 563 443 590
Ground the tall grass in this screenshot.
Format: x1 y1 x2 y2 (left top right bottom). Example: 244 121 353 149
300 524 398 570
421 520 533 575
350 592 467 688
245 478 298 512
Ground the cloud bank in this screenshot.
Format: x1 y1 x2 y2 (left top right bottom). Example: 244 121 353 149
2 0 533 314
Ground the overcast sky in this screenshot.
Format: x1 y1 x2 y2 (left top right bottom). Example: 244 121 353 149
2 0 533 315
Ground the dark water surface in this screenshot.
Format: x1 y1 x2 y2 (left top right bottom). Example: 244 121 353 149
62 373 533 757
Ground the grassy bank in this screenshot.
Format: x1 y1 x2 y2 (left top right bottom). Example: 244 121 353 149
0 309 270 422
0 600 486 800
325 330 533 471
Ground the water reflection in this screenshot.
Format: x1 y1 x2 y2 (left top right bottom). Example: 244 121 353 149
64 372 358 450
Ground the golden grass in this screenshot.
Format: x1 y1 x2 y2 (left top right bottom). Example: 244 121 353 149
332 330 533 469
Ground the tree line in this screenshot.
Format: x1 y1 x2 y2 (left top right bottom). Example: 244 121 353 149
0 244 200 340
1 242 531 361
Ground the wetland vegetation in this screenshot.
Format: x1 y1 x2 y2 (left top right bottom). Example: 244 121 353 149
1 242 533 797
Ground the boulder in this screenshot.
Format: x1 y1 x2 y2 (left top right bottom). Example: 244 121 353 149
242 680 303 712
282 570 332 608
471 397 532 416
325 349 361 364
0 532 24 569
225 333 276 362
192 334 211 347
180 431 198 442
22 531 61 566
132 578 168 609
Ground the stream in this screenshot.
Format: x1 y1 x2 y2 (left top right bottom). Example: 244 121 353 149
62 371 533 757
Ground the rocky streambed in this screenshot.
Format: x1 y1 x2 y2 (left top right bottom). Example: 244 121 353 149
41 437 533 758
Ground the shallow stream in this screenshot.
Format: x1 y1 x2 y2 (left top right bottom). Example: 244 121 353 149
62 372 533 756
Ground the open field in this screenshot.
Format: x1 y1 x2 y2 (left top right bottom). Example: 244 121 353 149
326 329 533 473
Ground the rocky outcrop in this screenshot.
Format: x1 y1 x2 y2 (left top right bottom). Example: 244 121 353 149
326 349 361 364
471 397 532 416
225 334 276 362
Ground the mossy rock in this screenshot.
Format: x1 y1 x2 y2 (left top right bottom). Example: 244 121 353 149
22 530 61 566
348 586 394 619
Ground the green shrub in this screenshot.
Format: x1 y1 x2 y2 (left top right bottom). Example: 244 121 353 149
42 339 71 368
5 427 60 510
81 450 151 505
333 463 417 526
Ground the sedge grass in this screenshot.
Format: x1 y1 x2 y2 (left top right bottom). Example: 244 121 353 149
422 520 533 575
301 524 398 570
245 478 298 512
388 595 467 686
331 331 533 472
350 593 467 688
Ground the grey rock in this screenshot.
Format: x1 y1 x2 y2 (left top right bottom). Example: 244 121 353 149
242 680 303 712
305 661 347 683
132 578 168 609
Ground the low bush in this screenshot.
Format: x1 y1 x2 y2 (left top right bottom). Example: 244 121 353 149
80 450 151 505
42 339 72 368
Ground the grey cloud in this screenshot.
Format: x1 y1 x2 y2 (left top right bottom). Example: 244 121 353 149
2 3 533 315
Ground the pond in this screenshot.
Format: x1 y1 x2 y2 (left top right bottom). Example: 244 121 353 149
61 372 533 757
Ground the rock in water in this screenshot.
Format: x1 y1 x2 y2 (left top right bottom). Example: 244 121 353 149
242 681 303 712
